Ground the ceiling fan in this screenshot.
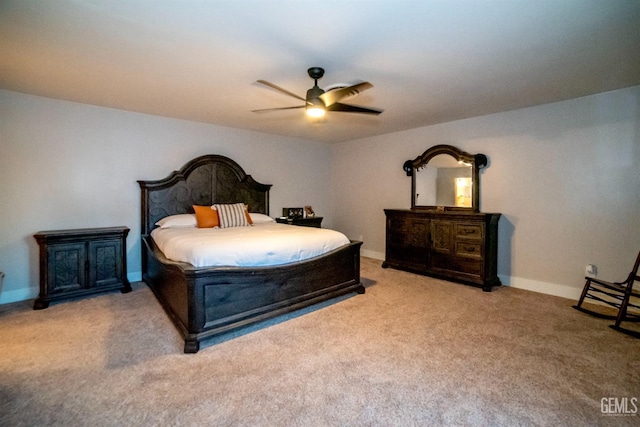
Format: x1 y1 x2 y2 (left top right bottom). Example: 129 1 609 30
252 67 383 118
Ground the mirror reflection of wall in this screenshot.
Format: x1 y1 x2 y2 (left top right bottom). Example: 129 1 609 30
435 168 456 205
415 153 472 207
415 167 437 205
455 177 472 207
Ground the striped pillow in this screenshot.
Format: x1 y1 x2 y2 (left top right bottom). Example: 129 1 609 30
213 203 250 228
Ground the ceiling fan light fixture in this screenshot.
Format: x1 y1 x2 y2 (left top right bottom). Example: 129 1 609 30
306 98 326 118
255 67 381 118
306 107 325 118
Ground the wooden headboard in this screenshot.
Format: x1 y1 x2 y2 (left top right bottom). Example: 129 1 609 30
138 155 272 236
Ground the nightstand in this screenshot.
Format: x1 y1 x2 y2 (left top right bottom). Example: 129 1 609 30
33 227 131 309
276 217 323 228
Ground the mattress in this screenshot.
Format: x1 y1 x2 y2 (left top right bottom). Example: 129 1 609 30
150 222 351 267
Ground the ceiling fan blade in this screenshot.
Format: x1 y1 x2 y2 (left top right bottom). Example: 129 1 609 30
251 105 305 113
256 80 308 103
319 82 373 107
327 102 383 115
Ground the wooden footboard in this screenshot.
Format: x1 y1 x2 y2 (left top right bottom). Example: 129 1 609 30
142 236 364 353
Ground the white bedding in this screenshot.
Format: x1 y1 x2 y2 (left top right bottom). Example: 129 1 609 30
150 222 351 267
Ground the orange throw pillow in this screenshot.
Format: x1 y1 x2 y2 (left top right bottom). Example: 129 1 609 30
193 205 219 228
244 205 253 225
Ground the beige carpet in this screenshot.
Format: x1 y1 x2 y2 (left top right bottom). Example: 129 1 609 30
1 257 639 426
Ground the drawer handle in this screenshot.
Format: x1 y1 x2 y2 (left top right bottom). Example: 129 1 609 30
462 245 477 252
461 228 478 235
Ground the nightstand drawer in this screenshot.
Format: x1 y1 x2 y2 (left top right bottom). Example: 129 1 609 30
276 217 323 228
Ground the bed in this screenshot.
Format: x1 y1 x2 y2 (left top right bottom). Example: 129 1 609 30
138 154 364 353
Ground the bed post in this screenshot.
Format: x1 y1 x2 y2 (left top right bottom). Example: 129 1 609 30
184 336 200 354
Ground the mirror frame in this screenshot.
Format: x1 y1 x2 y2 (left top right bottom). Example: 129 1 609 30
404 144 487 212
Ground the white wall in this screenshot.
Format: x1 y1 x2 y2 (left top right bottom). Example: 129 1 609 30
331 86 640 299
2 86 639 305
0 90 332 304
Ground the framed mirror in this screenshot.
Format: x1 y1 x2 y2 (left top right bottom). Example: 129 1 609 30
404 145 487 212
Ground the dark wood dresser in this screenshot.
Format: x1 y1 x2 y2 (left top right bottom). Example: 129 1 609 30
382 209 500 291
33 227 131 309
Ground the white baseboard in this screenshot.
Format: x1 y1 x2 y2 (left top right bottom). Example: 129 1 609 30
360 251 581 301
362 249 385 261
499 275 581 301
0 288 37 305
128 271 142 283
0 271 144 305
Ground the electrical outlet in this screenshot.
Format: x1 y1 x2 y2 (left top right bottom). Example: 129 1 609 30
585 264 597 277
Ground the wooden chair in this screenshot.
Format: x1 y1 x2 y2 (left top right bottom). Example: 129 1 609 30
573 251 640 338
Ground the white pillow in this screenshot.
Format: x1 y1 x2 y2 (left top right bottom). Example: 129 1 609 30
214 203 249 228
249 213 275 224
155 214 197 228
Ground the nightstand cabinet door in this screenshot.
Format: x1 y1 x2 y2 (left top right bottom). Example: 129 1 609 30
34 227 131 309
89 239 125 288
47 242 88 294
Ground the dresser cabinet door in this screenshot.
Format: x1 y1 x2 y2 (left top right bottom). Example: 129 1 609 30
431 220 452 253
386 215 430 270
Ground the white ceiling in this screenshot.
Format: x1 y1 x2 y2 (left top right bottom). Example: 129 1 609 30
1 0 639 143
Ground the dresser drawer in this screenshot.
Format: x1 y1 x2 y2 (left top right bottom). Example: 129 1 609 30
455 242 483 259
431 252 483 277
454 223 484 241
